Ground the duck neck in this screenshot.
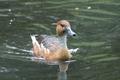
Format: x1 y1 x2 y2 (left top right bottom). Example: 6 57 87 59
58 35 68 48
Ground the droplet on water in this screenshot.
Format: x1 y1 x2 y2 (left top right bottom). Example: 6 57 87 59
87 6 91 9
10 19 13 22
9 22 12 24
9 18 15 24
8 9 11 12
9 19 13 24
75 7 79 10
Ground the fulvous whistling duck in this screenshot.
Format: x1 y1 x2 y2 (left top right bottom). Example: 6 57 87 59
31 20 79 72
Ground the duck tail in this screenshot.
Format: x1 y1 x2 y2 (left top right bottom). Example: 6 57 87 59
30 35 39 46
30 35 41 57
30 35 50 58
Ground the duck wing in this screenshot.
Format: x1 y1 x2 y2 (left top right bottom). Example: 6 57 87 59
36 35 61 52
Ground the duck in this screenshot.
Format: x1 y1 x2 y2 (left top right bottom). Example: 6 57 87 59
31 20 79 72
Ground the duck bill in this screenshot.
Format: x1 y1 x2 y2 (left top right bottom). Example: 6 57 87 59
66 27 76 36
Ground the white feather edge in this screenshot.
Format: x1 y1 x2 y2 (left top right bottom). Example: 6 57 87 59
30 35 40 47
30 35 50 53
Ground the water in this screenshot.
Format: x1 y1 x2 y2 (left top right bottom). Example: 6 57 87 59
0 0 120 80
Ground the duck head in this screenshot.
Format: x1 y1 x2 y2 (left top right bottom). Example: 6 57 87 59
56 20 76 36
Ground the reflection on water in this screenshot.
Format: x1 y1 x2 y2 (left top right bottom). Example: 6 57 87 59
58 72 67 80
0 0 120 80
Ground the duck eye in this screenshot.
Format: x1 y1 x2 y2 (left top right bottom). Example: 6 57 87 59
60 24 64 27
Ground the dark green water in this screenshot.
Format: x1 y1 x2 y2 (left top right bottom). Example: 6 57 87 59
0 0 120 80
